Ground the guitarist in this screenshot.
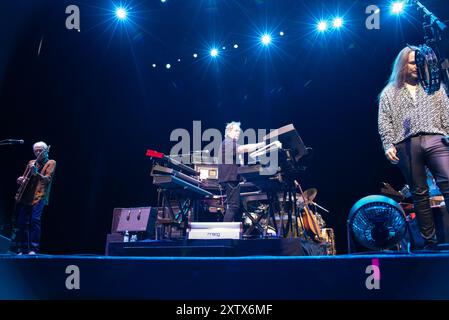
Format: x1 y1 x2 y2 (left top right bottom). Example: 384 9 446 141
14 141 56 255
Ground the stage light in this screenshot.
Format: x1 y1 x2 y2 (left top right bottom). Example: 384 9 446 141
161 0 167 2
279 31 285 36
210 48 219 57
152 64 156 68
233 44 239 49
332 17 343 28
317 21 328 32
391 1 405 15
193 53 198 58
261 33 272 46
166 63 171 69
222 46 226 50
116 7 127 20
177 58 181 62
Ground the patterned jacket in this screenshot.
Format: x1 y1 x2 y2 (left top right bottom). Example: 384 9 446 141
378 84 449 152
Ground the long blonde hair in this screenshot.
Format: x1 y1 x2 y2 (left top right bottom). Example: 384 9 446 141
386 45 419 89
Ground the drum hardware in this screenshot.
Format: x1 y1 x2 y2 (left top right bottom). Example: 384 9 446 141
310 201 330 214
288 182 321 242
274 186 331 241
320 228 337 255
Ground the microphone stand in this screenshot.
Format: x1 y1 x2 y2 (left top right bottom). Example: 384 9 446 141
0 138 25 247
408 0 449 95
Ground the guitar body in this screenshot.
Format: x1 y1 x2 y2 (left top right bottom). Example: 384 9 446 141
14 146 50 204
300 206 322 242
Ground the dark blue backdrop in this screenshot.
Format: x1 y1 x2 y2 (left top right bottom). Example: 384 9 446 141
0 0 447 254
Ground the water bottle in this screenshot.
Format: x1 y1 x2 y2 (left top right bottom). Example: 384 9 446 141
123 230 129 242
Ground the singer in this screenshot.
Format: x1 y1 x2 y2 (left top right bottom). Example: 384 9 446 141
218 122 264 222
14 141 56 255
378 45 449 249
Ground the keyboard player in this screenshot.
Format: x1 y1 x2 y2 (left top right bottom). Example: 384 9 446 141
218 122 265 222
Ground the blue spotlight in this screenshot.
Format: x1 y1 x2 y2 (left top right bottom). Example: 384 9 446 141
332 17 343 29
261 33 272 46
115 7 127 20
210 48 219 57
317 20 328 32
279 31 285 36
391 1 405 15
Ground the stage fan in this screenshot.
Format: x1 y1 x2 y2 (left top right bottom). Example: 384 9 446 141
348 195 407 251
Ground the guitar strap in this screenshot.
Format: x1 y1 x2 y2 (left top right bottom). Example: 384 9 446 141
37 158 49 174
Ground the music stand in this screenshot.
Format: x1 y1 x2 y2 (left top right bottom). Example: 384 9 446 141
263 124 308 163
264 124 309 237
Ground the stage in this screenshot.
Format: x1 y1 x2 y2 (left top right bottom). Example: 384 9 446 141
1 249 449 300
2 0 449 306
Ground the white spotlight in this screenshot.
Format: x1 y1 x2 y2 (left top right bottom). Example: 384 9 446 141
391 1 405 15
193 53 198 58
166 63 171 69
233 44 239 49
116 7 127 20
317 21 328 32
152 64 156 68
332 17 343 28
279 31 285 36
261 34 272 46
210 48 219 57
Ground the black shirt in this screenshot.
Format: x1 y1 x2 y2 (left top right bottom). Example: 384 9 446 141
218 137 240 183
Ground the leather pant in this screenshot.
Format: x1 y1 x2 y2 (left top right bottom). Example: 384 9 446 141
396 134 449 243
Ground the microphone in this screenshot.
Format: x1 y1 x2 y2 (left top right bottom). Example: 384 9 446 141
6 139 25 144
0 139 24 145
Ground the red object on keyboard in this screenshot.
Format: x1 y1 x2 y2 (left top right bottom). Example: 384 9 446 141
146 149 164 159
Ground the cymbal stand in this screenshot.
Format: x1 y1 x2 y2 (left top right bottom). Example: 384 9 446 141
311 201 330 213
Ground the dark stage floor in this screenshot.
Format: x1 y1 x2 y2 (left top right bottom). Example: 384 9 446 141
1 250 449 300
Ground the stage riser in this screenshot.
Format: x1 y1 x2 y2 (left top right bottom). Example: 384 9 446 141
106 239 321 257
1 254 449 299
